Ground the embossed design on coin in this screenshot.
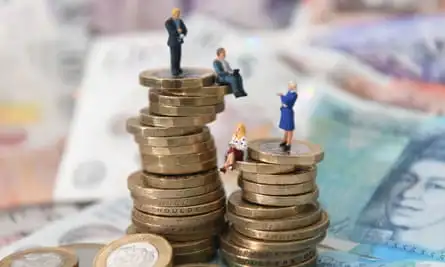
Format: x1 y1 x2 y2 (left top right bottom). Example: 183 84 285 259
106 243 159 267
10 253 63 267
72 161 106 189
139 68 215 88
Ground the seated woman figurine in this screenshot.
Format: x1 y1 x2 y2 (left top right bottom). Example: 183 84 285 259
220 123 247 173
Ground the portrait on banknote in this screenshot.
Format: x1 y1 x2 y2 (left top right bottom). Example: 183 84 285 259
352 130 445 252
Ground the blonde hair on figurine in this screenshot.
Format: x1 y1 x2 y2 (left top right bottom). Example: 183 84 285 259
234 123 246 139
172 8 181 16
288 81 297 89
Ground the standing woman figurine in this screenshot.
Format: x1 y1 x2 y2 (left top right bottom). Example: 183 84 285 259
278 81 298 152
220 123 247 173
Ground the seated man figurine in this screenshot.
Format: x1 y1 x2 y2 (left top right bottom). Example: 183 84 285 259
213 47 247 98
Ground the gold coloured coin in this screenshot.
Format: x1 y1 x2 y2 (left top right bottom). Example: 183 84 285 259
131 186 225 207
126 224 220 242
134 196 225 216
233 211 329 241
227 190 312 219
141 168 220 189
132 217 224 236
174 247 215 265
230 226 326 252
149 102 225 117
93 234 173 267
139 68 215 88
132 207 225 227
171 239 214 254
248 138 324 166
127 117 201 137
222 254 318 267
226 205 321 231
239 179 316 196
220 246 316 267
61 243 104 267
149 89 224 106
128 171 221 198
164 85 229 96
242 189 319 207
142 157 217 175
141 148 216 165
236 160 296 174
139 138 215 155
175 264 219 267
140 108 216 127
0 247 78 267
135 126 210 147
240 167 316 185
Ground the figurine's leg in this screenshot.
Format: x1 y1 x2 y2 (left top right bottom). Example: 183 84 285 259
178 44 183 73
226 152 235 169
286 130 293 145
280 132 287 147
220 152 234 173
169 46 176 75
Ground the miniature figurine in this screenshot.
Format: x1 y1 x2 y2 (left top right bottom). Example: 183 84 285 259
220 123 247 173
213 47 247 98
277 81 298 152
165 8 187 77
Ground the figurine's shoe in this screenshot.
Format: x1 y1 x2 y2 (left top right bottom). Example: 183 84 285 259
282 145 291 152
219 167 226 174
279 141 286 147
179 68 184 74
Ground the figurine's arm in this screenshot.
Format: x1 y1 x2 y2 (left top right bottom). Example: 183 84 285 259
181 20 188 36
165 20 177 36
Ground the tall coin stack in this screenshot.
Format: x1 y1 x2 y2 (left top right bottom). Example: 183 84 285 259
125 68 230 265
221 138 328 267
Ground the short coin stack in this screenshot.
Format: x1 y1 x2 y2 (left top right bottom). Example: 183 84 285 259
221 138 328 267
125 68 230 265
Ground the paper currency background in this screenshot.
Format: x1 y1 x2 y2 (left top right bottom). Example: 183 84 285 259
2 0 445 262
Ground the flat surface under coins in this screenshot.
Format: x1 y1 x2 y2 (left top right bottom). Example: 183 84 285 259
61 243 104 267
248 138 324 166
140 68 215 88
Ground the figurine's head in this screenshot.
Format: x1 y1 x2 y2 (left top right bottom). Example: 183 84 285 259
234 123 246 139
288 81 297 91
216 47 226 59
171 8 181 19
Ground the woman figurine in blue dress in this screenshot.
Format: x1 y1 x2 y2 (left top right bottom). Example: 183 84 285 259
277 81 298 152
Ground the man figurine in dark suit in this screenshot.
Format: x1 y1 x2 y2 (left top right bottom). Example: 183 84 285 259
213 47 247 98
165 8 187 77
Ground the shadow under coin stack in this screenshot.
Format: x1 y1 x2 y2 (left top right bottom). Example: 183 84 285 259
125 68 230 265
221 138 328 267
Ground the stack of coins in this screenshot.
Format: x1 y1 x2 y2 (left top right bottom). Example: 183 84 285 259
221 138 329 267
125 68 230 265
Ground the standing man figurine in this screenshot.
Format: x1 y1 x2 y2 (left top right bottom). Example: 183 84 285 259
277 81 298 152
165 8 187 77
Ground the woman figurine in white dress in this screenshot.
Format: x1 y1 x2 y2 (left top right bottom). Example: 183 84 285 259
220 123 247 173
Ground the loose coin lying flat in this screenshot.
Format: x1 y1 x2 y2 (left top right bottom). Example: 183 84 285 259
62 243 104 267
142 157 217 175
149 102 225 117
171 239 213 254
134 196 225 216
135 127 210 147
230 226 326 252
93 233 173 267
242 189 319 207
131 186 225 207
236 160 296 174
163 85 229 96
239 179 316 196
141 149 216 165
240 167 316 185
132 207 225 227
226 205 321 231
128 172 221 198
149 89 224 106
174 247 215 265
248 138 324 166
0 247 78 267
141 168 220 189
140 108 216 127
221 246 316 267
139 68 215 88
139 138 215 155
233 211 329 241
228 190 312 219
126 117 201 137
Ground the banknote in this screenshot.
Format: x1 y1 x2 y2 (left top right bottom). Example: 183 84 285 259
0 201 91 248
